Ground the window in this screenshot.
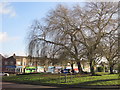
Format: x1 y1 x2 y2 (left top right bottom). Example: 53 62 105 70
29 63 33 66
24 62 26 65
17 61 21 65
10 61 14 65
5 61 8 65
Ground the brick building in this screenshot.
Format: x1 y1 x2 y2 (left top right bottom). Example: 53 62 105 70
2 54 16 73
1 54 93 74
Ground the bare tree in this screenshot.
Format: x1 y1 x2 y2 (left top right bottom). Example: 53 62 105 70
102 31 118 74
76 2 118 75
28 5 87 73
27 2 118 75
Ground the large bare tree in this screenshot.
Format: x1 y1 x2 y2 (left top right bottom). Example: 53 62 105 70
27 2 118 75
28 4 87 73
76 2 118 75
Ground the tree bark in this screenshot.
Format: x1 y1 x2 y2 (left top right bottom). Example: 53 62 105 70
71 63 74 73
90 61 95 75
77 61 84 74
110 65 114 74
35 61 38 72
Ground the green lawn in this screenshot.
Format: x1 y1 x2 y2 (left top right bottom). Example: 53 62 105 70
2 72 120 87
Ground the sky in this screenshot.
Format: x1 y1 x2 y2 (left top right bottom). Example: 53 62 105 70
0 2 86 57
0 0 118 57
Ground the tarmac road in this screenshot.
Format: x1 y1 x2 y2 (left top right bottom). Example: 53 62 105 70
1 82 58 89
1 82 119 90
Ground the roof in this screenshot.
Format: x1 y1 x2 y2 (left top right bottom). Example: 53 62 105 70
15 56 28 59
0 54 6 60
7 56 16 61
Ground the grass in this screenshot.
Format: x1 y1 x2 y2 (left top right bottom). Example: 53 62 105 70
95 72 110 75
2 72 120 87
70 74 119 85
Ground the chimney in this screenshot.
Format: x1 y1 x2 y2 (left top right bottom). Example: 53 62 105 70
13 53 16 58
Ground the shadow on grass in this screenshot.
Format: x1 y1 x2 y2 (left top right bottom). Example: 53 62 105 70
72 78 120 86
2 74 120 88
2 78 120 89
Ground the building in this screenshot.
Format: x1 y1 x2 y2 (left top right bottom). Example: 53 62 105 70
14 54 28 74
1 54 16 73
15 54 45 73
1 54 93 74
0 54 5 72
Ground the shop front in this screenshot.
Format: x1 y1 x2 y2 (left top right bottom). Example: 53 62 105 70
47 66 54 73
15 66 23 74
37 66 44 72
5 65 16 73
25 67 37 73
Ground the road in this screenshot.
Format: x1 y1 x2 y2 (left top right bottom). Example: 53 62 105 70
1 82 58 89
1 82 92 90
1 82 119 90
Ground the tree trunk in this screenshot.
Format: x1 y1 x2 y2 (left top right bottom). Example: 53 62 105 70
90 61 95 75
110 65 114 74
35 61 38 72
71 63 74 73
77 61 84 74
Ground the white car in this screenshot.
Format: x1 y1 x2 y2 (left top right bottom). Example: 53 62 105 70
0 73 9 76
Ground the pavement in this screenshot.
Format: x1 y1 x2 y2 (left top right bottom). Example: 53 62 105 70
1 82 120 90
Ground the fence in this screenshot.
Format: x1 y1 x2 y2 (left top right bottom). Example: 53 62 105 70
59 73 76 83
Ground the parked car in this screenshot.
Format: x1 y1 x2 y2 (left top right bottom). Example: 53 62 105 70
62 69 71 74
0 72 9 76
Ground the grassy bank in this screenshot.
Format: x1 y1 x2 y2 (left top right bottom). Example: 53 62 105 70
2 72 119 87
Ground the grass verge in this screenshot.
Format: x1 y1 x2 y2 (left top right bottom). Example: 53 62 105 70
2 72 120 87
